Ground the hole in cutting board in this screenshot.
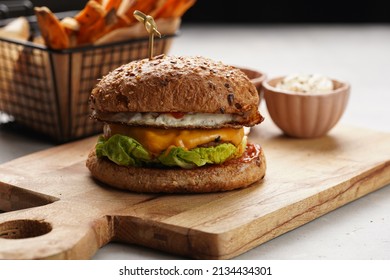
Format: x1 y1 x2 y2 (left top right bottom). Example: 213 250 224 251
0 183 58 213
0 219 52 239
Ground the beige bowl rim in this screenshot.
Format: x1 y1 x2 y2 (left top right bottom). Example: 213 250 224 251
262 76 350 97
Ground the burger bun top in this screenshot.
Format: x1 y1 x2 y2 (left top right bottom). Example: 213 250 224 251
90 55 263 127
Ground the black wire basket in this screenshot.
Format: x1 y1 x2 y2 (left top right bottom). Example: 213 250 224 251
0 30 177 143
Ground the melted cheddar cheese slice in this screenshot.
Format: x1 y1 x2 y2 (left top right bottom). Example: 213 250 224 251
105 124 244 156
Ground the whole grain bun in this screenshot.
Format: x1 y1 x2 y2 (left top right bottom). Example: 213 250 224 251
86 145 266 193
90 55 263 127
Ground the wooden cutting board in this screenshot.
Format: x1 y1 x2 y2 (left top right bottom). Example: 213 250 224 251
0 120 389 260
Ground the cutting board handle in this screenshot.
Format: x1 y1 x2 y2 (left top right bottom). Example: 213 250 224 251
0 201 113 259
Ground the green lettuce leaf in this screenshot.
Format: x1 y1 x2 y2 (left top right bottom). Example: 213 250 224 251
96 134 245 169
96 134 152 167
158 143 238 169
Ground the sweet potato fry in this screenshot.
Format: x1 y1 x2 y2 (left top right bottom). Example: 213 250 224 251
75 1 107 45
34 0 195 48
61 17 80 32
34 7 69 49
104 0 123 11
117 0 134 16
91 13 131 42
61 17 80 47
74 0 105 26
123 0 164 24
78 8 119 44
109 14 131 29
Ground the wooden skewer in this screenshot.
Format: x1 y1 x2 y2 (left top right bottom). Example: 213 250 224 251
133 10 162 59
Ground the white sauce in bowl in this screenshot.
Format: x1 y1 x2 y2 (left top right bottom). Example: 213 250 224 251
276 74 333 94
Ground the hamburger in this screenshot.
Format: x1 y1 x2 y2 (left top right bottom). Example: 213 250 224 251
86 55 266 193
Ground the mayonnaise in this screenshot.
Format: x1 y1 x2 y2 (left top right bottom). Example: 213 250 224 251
93 111 238 127
276 73 333 93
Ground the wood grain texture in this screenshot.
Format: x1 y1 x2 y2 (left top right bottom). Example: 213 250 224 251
0 120 389 259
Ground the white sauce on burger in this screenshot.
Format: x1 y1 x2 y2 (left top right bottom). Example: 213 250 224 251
92 111 240 128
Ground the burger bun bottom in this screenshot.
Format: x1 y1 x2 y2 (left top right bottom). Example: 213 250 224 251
86 147 266 193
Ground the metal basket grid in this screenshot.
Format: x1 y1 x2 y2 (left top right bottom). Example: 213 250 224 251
0 34 175 142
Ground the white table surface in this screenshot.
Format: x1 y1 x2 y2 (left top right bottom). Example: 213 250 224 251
1 24 389 260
